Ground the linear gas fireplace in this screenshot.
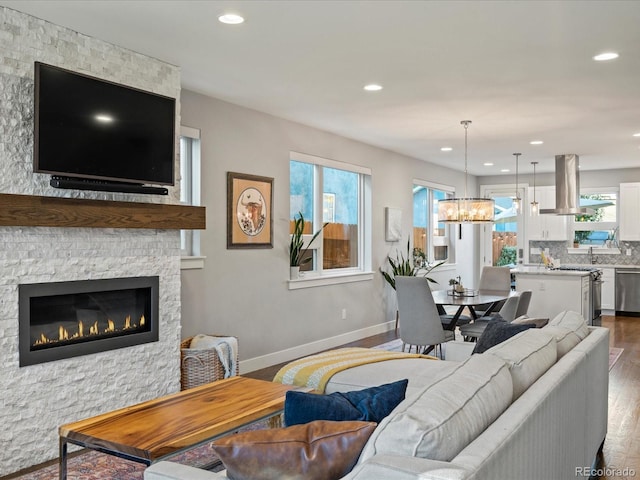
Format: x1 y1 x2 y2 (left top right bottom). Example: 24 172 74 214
19 276 159 367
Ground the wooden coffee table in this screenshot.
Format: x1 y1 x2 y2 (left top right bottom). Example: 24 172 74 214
58 376 302 479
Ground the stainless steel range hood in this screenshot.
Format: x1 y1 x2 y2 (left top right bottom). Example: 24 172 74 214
540 154 593 215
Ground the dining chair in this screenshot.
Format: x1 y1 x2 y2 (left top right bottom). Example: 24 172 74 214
438 304 472 328
395 276 455 359
478 266 512 293
514 290 532 318
474 266 513 316
459 293 521 341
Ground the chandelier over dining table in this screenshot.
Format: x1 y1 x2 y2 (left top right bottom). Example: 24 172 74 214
437 120 495 223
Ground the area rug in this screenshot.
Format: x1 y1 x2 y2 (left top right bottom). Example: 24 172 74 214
9 422 263 480
371 338 404 352
609 347 624 370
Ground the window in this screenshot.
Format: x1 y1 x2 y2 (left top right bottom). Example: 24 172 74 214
289 152 371 279
413 182 455 265
180 126 202 263
572 188 618 247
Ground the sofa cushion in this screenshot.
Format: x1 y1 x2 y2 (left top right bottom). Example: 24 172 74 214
543 310 590 358
358 353 512 463
542 325 582 358
325 358 458 398
548 310 589 339
512 315 549 328
211 420 376 480
472 321 536 354
484 329 558 399
284 379 408 426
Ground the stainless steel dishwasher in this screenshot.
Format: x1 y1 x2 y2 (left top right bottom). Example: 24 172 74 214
615 268 640 316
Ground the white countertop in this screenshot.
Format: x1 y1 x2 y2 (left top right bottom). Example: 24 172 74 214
513 264 640 271
511 266 591 276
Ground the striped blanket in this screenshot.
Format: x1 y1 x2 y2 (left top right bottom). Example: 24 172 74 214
273 347 436 393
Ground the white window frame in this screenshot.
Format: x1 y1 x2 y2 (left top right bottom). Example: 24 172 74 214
413 179 456 266
289 151 373 289
180 126 204 269
570 186 619 252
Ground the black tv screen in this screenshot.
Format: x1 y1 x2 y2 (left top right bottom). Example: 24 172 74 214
34 62 176 187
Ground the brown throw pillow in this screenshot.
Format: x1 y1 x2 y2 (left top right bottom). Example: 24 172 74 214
211 420 376 480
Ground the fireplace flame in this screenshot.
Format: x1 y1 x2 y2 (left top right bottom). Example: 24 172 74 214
33 313 148 348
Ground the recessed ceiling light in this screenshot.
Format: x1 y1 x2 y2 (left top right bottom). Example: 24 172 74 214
218 13 244 24
363 84 383 91
633 133 640 137
593 52 619 61
483 162 494 166
441 147 453 152
530 140 544 145
501 169 510 173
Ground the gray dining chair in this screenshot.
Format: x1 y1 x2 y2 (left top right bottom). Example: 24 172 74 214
459 293 521 341
478 266 512 293
474 266 513 316
514 290 532 318
395 276 455 359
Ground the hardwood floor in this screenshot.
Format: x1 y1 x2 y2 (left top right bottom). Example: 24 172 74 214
600 315 640 479
246 314 640 479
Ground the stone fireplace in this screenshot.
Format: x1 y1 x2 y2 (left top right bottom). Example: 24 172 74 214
19 276 159 366
0 7 184 476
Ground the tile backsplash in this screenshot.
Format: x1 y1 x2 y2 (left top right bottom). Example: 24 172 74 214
529 241 640 266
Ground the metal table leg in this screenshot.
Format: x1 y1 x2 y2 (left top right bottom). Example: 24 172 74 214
59 437 67 480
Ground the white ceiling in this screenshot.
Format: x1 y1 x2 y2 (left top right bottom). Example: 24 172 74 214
4 0 640 176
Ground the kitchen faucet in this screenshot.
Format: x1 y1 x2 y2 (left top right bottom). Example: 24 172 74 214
588 246 598 264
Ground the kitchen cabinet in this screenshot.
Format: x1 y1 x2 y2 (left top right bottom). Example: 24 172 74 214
526 186 568 241
619 182 640 240
513 268 591 324
601 267 615 311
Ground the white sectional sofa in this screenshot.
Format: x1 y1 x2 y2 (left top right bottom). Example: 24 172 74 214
145 311 609 480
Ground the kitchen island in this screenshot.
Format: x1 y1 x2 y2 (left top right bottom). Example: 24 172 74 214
512 266 593 324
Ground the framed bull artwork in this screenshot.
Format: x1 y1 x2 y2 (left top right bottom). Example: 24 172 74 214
227 172 274 249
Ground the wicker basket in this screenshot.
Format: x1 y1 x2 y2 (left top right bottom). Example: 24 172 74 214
180 335 238 390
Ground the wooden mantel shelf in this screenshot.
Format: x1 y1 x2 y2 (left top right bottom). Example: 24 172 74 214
0 193 206 230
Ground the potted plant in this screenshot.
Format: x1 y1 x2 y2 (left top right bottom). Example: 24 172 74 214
449 276 465 294
381 238 445 289
289 212 327 279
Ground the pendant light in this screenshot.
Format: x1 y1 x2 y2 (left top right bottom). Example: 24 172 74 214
530 161 539 216
437 120 495 223
513 153 521 213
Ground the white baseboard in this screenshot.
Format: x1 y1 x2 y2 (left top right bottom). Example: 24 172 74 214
239 321 395 374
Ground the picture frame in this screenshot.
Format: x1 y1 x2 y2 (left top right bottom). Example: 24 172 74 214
227 172 274 249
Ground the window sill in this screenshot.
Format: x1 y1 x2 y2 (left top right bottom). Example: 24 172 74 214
567 248 621 255
181 256 206 270
416 264 457 273
288 271 374 290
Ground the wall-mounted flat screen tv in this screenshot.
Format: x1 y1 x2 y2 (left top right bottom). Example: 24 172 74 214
34 62 176 192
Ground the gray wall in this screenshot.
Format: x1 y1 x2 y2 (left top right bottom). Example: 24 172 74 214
180 90 481 372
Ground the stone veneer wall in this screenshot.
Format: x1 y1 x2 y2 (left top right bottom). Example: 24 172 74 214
0 7 182 475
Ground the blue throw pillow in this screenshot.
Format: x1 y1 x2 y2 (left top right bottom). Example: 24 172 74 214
472 320 535 354
284 379 408 426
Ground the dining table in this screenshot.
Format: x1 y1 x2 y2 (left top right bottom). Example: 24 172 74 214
432 289 513 331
